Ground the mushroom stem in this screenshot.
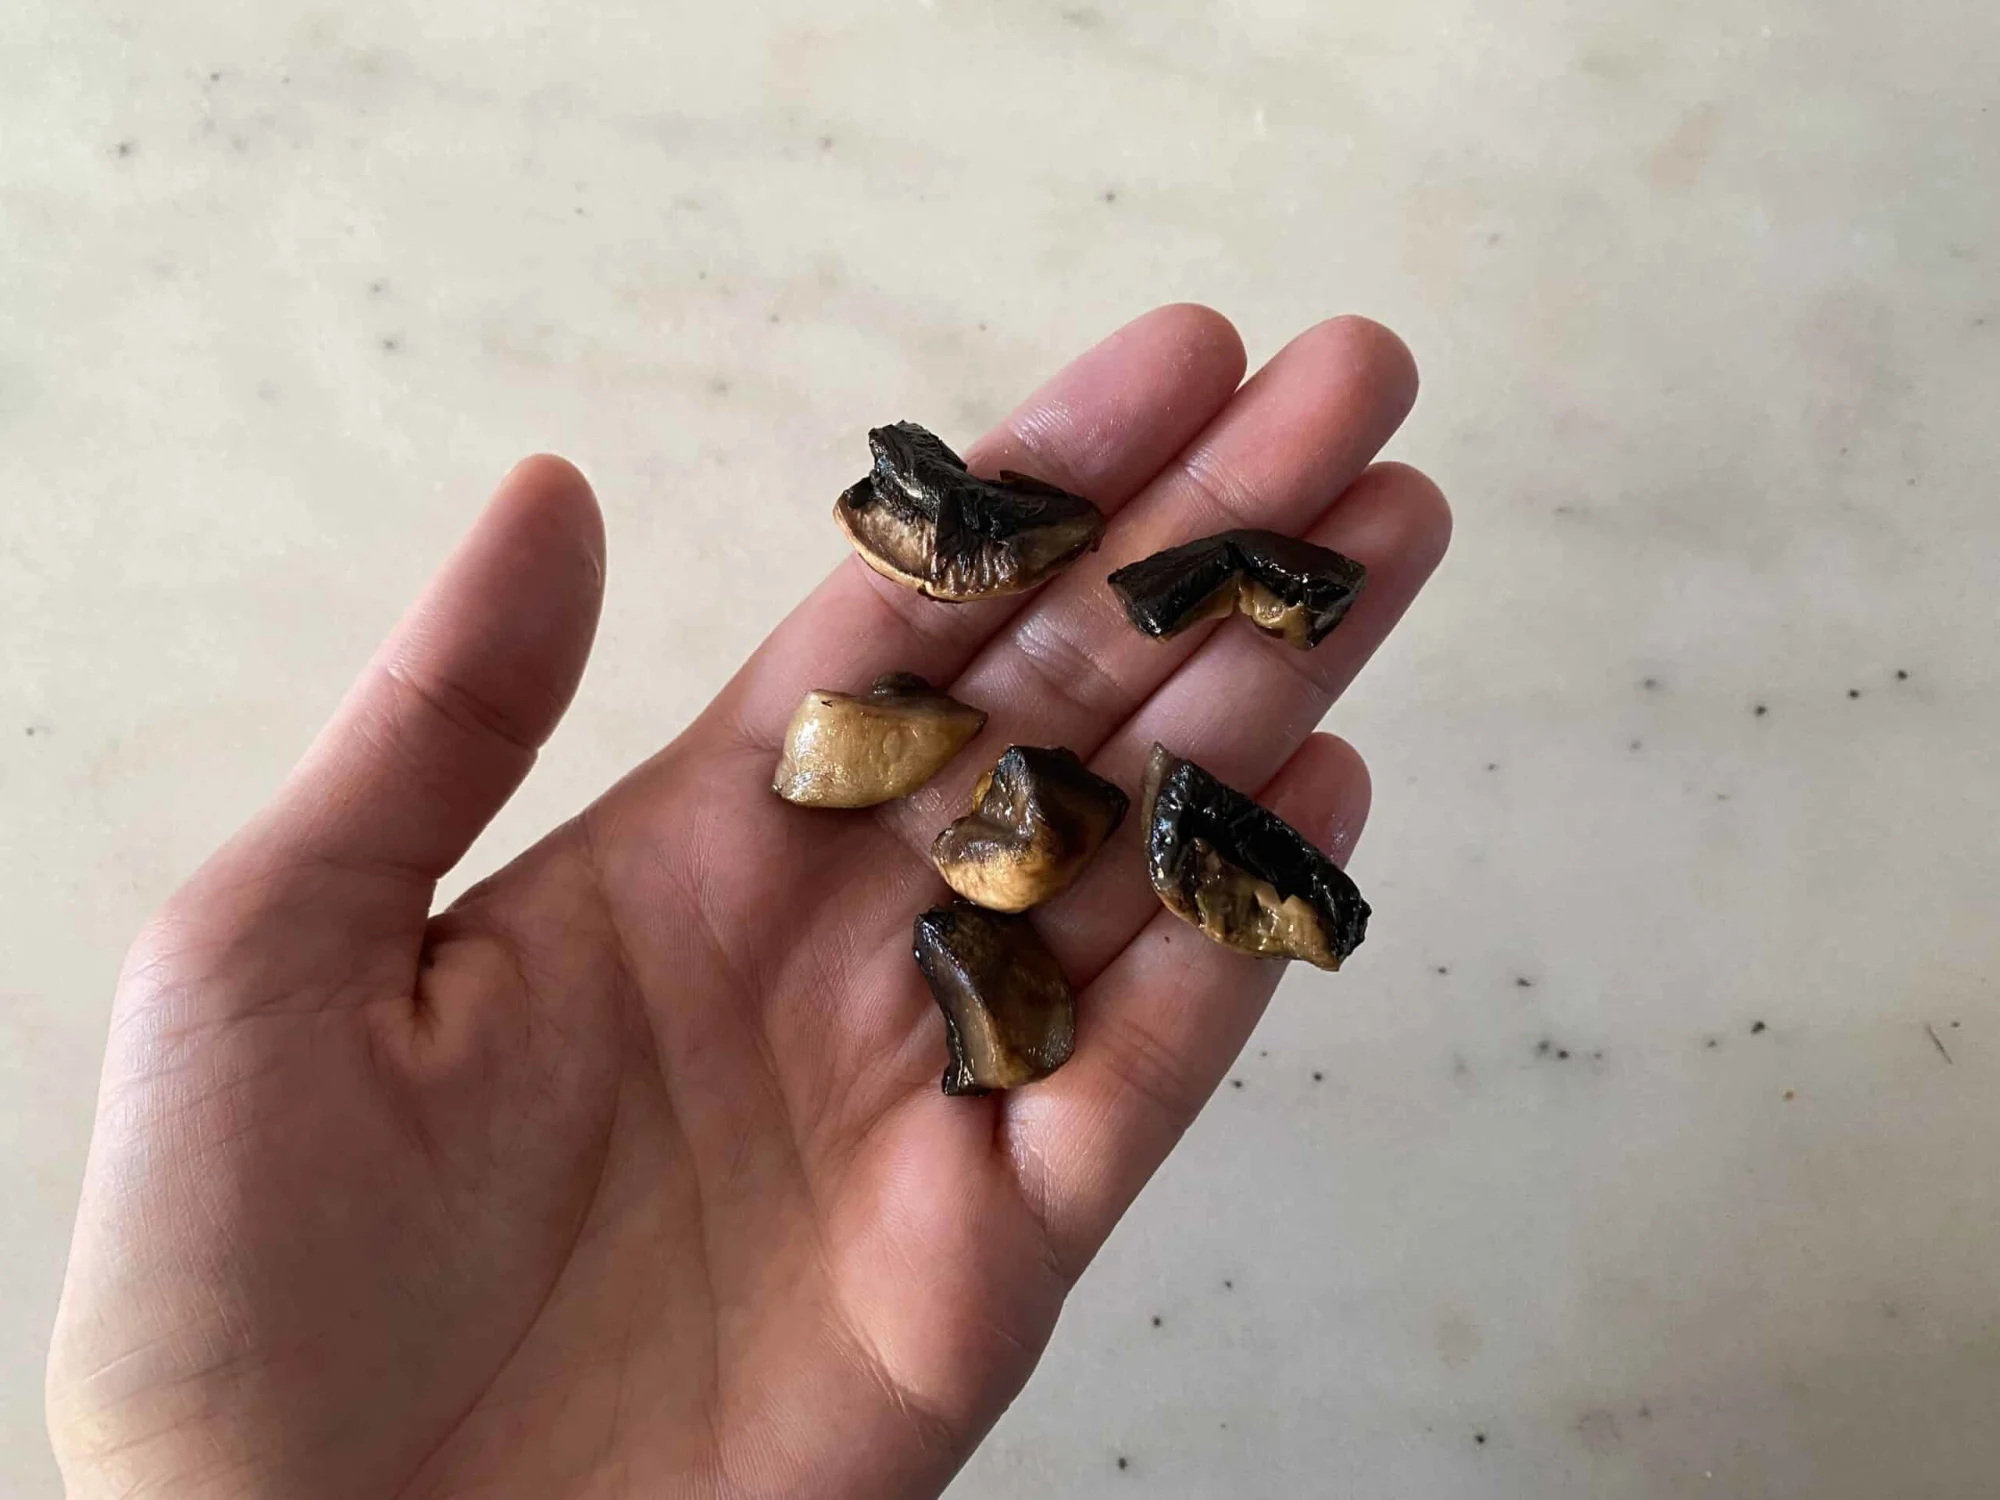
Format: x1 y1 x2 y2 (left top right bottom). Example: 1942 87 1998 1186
914 903 1076 1094
772 674 986 808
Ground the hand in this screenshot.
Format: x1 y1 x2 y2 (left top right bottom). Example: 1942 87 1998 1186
47 306 1449 1499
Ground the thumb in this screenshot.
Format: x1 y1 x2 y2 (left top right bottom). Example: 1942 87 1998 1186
227 454 605 921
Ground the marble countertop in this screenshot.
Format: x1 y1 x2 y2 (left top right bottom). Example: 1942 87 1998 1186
5 2 1997 1495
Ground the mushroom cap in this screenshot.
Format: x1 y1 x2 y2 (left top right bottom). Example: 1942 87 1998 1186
1139 743 1369 969
772 673 986 808
834 422 1107 602
1106 529 1367 649
913 902 1076 1094
930 745 1129 911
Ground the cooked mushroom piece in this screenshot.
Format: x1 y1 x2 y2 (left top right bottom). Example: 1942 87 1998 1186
931 745 1129 911
914 902 1076 1094
1140 743 1369 970
772 673 986 807
834 421 1107 601
1105 529 1367 649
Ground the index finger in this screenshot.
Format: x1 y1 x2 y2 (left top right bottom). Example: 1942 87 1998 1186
704 304 1249 749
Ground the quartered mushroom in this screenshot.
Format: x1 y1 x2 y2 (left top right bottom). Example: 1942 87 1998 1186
772 673 986 808
1106 529 1367 649
834 421 1107 601
931 745 1129 911
1140 743 1369 970
914 902 1076 1094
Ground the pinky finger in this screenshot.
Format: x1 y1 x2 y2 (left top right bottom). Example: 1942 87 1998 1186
999 732 1372 1278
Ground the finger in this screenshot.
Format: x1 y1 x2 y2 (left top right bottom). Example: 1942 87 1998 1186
1038 462 1450 980
1001 733 1372 1275
882 316 1418 847
707 304 1248 749
230 455 605 907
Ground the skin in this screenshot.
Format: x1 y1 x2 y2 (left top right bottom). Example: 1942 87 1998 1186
46 305 1451 1500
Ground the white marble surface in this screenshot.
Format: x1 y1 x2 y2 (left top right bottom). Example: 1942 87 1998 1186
5 1 1998 1494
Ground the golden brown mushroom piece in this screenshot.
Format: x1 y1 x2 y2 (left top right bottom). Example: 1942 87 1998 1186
930 745 1128 911
1140 744 1370 970
1106 529 1367 649
772 673 986 808
834 421 1107 601
913 902 1076 1094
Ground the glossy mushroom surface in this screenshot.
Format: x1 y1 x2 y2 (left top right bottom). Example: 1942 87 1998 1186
1106 528 1367 649
834 421 1107 601
930 745 1129 911
772 673 986 808
913 903 1076 1094
1139 743 1369 970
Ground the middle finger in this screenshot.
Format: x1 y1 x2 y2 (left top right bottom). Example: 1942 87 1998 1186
880 314 1418 849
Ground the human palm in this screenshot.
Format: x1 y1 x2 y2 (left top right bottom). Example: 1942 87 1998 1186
48 306 1449 1499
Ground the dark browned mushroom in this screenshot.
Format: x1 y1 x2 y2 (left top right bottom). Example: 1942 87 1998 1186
772 673 986 807
834 421 1106 601
1139 743 1369 969
1105 529 1367 649
914 902 1075 1094
931 745 1128 911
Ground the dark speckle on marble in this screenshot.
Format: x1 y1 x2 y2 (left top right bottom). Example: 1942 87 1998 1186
1896 668 1910 681
1312 1070 1324 1082
767 312 781 323
24 726 39 737
1536 1039 1553 1057
707 376 731 396
1705 1036 1721 1050
1628 737 1644 751
1754 703 1769 716
697 270 708 281
368 279 387 295
818 134 835 151
1752 1020 1767 1034
380 336 401 353
1150 1314 1163 1328
1223 1279 1233 1290
1487 231 1502 245
1229 1078 1244 1089
114 140 135 158
1116 1455 1128 1471
1101 188 1119 204
1641 676 1662 691
1516 976 1534 989
1435 964 1450 975
1557 1048 1571 1061
1474 1431 1488 1446
1484 761 1498 771
1848 688 1862 699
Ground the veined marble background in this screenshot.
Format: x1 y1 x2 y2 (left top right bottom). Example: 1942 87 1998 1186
4 2 1997 1495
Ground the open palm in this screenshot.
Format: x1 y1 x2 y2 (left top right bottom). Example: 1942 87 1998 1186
48 306 1449 1499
